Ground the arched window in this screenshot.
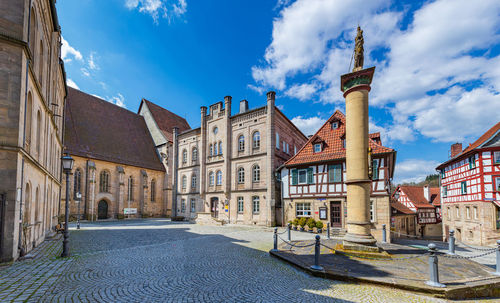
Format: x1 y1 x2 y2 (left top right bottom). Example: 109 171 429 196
127 176 134 201
253 131 260 149
182 149 187 164
209 171 214 186
99 171 109 192
150 179 156 202
36 110 41 157
238 167 245 184
209 144 213 156
74 168 82 198
218 141 223 155
26 92 33 151
181 175 187 190
192 147 198 164
252 165 260 182
29 8 36 55
214 143 218 155
238 135 245 151
191 174 197 190
216 171 222 185
38 40 43 84
35 187 40 225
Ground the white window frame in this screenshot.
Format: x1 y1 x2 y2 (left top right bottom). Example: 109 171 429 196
191 174 197 189
298 169 307 184
473 206 478 220
370 200 376 222
237 197 244 214
296 202 311 217
276 133 280 149
252 165 260 182
238 135 244 151
192 148 198 164
237 167 245 184
331 121 339 129
209 172 214 186
494 151 500 164
181 175 187 189
216 171 222 185
313 143 322 153
181 199 186 213
252 196 260 214
182 149 187 163
253 132 260 149
190 198 196 213
218 142 222 155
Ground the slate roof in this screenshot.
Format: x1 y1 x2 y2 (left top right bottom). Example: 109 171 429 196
391 201 415 215
64 88 165 171
436 122 500 169
285 110 394 166
140 99 190 142
397 185 439 209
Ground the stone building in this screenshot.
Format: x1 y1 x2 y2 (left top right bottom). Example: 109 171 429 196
390 201 417 239
0 0 66 261
62 88 176 219
279 110 396 242
437 122 500 245
174 92 307 226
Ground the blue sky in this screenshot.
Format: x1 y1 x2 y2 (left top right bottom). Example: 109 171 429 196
58 0 500 184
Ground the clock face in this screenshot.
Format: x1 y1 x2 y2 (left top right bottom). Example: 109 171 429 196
213 127 218 135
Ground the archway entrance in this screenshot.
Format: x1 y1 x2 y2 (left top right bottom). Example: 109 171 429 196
98 200 108 220
210 197 219 218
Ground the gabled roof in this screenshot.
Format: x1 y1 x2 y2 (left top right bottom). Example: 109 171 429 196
139 99 190 142
397 185 438 209
391 201 415 215
436 122 500 169
65 88 164 171
285 110 394 166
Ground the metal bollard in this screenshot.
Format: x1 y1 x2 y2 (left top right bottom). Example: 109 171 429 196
327 222 331 239
494 240 500 276
310 235 324 271
271 227 278 252
447 230 455 255
382 224 387 243
425 243 445 288
287 223 291 242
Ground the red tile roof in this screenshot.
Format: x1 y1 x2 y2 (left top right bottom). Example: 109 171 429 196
391 201 415 215
398 185 438 209
285 110 394 166
141 99 190 142
65 88 165 171
436 121 500 169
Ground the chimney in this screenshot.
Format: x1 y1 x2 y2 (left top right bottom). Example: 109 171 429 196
224 96 232 117
239 99 248 113
423 184 430 202
450 143 462 158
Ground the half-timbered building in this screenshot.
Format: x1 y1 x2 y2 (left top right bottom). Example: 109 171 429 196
279 110 396 242
392 185 442 239
437 122 500 245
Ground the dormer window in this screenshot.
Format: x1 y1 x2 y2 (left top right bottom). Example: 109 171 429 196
331 121 339 129
314 143 322 153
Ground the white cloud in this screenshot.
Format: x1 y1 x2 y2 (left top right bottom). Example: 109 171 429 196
108 93 126 108
61 36 83 63
125 0 187 23
394 159 440 184
88 52 99 70
291 116 326 136
66 79 79 89
276 104 284 111
251 0 500 143
81 68 90 77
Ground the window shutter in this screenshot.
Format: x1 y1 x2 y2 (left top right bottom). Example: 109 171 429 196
291 169 298 185
307 168 313 184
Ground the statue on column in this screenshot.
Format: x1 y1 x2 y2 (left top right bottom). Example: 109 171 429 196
353 26 364 72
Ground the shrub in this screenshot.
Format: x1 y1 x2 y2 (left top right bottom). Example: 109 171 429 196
298 217 307 227
293 218 299 226
287 220 293 226
306 218 316 229
171 216 185 222
316 221 324 229
117 214 125 220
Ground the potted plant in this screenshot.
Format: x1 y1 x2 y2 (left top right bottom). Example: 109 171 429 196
292 218 299 230
287 220 293 229
298 217 307 231
316 221 324 233
306 218 316 233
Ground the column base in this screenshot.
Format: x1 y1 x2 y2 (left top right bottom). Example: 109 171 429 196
343 233 378 253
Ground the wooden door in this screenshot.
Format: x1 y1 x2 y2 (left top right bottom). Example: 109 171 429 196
330 201 342 227
98 200 108 219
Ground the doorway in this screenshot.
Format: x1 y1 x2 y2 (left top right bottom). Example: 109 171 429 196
330 201 342 227
210 197 219 218
97 200 108 220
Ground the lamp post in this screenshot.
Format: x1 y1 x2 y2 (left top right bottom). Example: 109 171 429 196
61 153 74 258
76 192 82 230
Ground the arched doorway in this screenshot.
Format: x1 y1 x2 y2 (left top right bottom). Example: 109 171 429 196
98 200 108 220
210 197 219 218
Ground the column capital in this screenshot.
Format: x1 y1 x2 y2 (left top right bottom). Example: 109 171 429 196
340 66 375 97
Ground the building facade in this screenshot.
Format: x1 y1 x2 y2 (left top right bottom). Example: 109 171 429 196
174 92 307 226
0 0 66 261
437 122 500 245
279 111 396 243
62 88 172 220
393 185 442 239
390 201 417 239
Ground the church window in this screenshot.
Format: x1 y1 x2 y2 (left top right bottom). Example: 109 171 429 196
209 144 213 156
218 142 223 155
36 110 42 158
150 179 156 202
26 92 33 151
238 167 245 184
74 169 82 198
216 171 222 185
238 135 244 151
214 143 218 155
99 171 110 193
127 176 134 201
253 132 260 149
252 165 260 182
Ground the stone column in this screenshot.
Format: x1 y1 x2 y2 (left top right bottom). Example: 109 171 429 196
340 67 377 248
171 127 179 217
140 170 148 216
266 91 276 227
199 107 207 211
116 166 125 217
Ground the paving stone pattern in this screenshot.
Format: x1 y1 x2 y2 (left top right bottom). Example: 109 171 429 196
0 219 483 302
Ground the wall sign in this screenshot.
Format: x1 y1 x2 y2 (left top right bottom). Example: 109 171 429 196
319 207 327 220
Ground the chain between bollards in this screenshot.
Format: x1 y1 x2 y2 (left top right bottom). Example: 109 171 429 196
382 224 386 243
425 243 445 288
327 222 330 240
310 235 324 271
495 240 500 276
287 223 291 242
447 230 455 255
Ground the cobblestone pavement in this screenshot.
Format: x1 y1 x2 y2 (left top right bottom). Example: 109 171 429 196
0 219 495 302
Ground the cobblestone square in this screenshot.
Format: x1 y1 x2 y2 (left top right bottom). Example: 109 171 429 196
0 219 494 302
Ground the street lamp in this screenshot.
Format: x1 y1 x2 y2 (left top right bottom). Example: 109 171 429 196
61 153 74 258
75 192 82 230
